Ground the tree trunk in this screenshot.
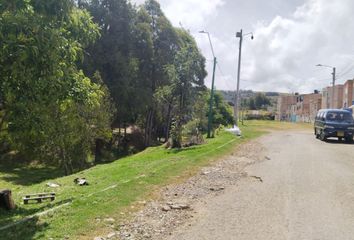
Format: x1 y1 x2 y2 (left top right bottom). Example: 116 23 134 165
60 147 70 176
149 111 154 145
0 110 8 134
64 162 69 176
0 189 15 210
94 138 104 163
144 111 150 147
170 116 182 149
144 109 154 147
117 122 121 148
165 104 172 142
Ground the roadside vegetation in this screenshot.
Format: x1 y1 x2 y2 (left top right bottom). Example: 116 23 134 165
0 120 311 239
0 3 235 238
0 0 233 176
0 0 312 239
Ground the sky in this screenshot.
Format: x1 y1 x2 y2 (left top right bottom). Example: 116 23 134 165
131 0 354 94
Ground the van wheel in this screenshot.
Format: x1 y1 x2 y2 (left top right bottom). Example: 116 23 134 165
319 130 326 141
315 128 320 139
345 137 353 143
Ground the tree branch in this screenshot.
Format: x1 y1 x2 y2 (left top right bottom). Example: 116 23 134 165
0 110 8 133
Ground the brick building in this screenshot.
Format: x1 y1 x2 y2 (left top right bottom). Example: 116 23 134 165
343 79 354 108
276 94 296 121
322 85 344 109
296 93 322 122
309 94 323 122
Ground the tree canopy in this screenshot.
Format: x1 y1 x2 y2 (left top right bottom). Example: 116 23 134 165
244 93 271 110
0 0 233 174
81 0 206 147
0 0 111 174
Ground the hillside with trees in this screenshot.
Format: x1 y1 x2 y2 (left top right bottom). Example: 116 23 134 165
219 90 278 121
0 0 234 175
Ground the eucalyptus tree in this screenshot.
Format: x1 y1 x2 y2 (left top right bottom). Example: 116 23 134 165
137 0 183 146
161 29 207 147
81 0 208 148
80 0 140 133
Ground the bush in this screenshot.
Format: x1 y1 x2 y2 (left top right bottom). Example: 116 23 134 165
181 120 204 147
244 113 275 120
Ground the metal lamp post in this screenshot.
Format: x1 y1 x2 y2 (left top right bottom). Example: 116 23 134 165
199 30 217 138
234 29 254 125
316 64 336 108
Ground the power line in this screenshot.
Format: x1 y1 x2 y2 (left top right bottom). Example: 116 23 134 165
216 62 226 78
337 62 354 75
337 64 354 79
216 62 233 90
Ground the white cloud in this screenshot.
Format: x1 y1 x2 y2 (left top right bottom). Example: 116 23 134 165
243 0 354 93
130 0 354 93
161 0 225 28
130 0 225 28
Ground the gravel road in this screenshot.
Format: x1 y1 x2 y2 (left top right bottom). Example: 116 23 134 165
117 130 354 240
168 130 354 240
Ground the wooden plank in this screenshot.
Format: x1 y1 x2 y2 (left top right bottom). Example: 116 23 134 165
23 196 55 201
24 192 55 197
23 195 55 204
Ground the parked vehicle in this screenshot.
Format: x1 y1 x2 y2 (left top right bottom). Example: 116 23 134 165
314 109 354 142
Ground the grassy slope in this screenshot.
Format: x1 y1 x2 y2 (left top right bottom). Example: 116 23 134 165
0 121 311 239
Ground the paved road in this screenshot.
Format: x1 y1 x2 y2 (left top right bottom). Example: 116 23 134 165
168 131 354 240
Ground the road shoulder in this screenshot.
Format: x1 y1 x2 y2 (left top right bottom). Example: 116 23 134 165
117 135 270 239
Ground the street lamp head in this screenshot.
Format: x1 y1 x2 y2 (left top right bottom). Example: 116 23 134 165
316 64 335 69
199 30 215 58
238 31 254 39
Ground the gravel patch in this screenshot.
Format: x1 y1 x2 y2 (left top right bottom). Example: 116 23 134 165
116 139 267 240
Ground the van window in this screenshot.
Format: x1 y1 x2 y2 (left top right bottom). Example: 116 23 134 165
326 111 354 122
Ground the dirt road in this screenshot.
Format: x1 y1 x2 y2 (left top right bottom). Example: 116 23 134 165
168 131 354 240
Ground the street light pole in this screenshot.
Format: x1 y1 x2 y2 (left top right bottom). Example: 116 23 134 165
208 57 217 138
316 64 336 108
200 30 217 138
235 30 253 125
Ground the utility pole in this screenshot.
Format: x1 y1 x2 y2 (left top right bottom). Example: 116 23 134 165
199 30 217 138
234 29 243 125
235 29 253 125
331 67 336 108
316 64 336 108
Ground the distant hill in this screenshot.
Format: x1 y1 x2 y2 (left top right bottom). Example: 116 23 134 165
218 90 280 103
218 90 279 113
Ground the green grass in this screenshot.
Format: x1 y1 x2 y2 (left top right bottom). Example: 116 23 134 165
242 120 312 131
0 120 310 239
